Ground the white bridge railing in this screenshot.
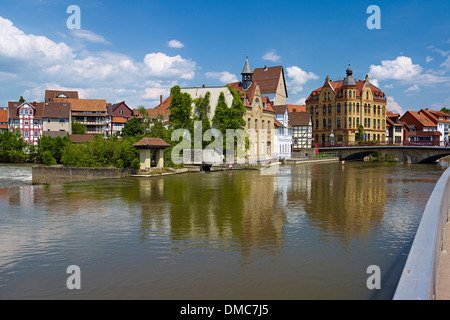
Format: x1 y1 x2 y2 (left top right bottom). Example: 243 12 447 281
393 167 450 300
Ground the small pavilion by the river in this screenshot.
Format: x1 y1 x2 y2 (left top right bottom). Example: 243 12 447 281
133 138 171 170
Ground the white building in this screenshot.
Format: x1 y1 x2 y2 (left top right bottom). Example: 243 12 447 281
289 112 313 150
273 105 293 159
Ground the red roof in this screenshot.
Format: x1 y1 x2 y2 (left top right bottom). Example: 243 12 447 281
134 138 171 149
307 79 385 102
0 109 8 122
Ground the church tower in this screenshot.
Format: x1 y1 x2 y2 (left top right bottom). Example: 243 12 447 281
241 57 253 90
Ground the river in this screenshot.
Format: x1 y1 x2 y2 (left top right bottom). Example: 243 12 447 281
0 161 448 300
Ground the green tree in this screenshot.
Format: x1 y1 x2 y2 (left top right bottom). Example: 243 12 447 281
19 96 25 103
212 92 230 134
37 134 71 164
122 117 144 138
169 85 193 131
228 86 246 130
0 130 27 163
357 124 365 143
72 121 87 134
441 107 450 114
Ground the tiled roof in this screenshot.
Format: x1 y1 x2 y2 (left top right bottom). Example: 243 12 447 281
134 137 171 149
273 105 287 115
155 96 171 117
42 102 71 119
0 109 8 123
274 119 285 128
112 117 127 124
289 112 312 126
8 101 44 119
45 90 79 102
287 105 306 113
70 134 95 144
44 131 69 138
54 98 106 113
252 66 288 97
307 79 384 102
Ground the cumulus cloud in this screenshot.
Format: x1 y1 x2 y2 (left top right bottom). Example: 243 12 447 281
386 96 404 115
262 50 281 62
369 56 450 85
0 16 197 107
143 52 196 79
286 66 319 94
167 39 184 48
426 56 434 63
0 16 74 67
205 71 238 84
369 56 423 81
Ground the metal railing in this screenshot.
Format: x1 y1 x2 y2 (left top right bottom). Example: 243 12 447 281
393 167 450 300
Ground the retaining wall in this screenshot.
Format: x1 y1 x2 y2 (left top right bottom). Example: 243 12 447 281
393 167 450 300
32 166 134 185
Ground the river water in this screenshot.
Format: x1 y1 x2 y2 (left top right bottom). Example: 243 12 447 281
0 161 448 300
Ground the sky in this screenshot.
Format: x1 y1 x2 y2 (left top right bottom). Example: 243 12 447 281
0 0 449 115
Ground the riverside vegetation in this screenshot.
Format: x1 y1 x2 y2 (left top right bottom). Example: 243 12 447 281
0 85 248 169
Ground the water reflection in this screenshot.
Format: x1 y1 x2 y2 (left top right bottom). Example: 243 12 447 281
0 162 447 299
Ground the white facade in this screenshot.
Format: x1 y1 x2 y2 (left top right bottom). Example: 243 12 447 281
274 107 292 159
181 87 234 122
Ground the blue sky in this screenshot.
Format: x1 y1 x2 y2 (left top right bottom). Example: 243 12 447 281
0 0 449 114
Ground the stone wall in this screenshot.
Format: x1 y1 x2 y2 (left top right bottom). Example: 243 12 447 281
32 166 134 185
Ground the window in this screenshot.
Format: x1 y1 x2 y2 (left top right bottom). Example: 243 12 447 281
378 119 381 129
323 119 326 129
373 119 376 128
119 110 124 115
262 120 265 130
323 106 326 114
349 117 352 129
349 90 352 98
255 119 258 130
315 106 319 114
337 103 341 113
337 118 341 128
356 118 359 127
316 119 319 129
328 118 331 128
366 91 369 99
59 118 66 123
356 103 359 113
248 118 251 130
24 131 28 137
310 107 314 115
268 121 271 132
328 104 332 114
34 131 38 137
364 118 367 127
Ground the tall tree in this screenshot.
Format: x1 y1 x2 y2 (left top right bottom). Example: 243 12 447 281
169 85 193 131
212 92 230 133
72 121 87 134
228 86 246 130
19 96 25 103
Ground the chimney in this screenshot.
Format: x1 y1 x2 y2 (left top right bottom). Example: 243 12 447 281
202 84 206 88
160 95 163 105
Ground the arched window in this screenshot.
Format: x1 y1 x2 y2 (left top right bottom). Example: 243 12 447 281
349 117 352 128
323 105 326 114
323 119 326 129
366 91 369 99
310 106 314 114
268 121 271 132
248 118 251 130
328 104 332 114
262 120 265 130
316 119 319 129
255 119 258 130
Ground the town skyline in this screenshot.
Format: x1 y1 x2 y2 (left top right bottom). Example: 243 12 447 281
0 0 450 114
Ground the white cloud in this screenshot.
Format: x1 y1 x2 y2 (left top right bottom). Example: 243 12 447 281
286 66 319 94
369 56 450 85
262 50 281 62
0 16 74 67
143 52 196 79
369 56 423 81
167 39 184 48
426 55 434 63
0 16 198 108
70 29 109 44
295 98 306 105
386 96 404 115
205 71 238 84
404 84 420 93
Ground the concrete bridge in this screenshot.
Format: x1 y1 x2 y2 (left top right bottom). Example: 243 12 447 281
318 146 450 164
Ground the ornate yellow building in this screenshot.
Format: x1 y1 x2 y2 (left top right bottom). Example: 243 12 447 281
306 66 387 145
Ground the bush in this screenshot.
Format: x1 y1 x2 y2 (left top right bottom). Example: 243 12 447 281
42 151 57 166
